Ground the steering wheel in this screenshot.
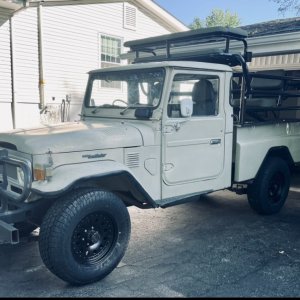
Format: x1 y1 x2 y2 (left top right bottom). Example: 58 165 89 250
112 99 127 107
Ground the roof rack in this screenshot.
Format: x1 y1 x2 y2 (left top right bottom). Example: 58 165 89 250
124 26 252 66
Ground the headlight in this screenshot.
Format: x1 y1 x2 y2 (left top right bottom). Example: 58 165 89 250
17 167 25 185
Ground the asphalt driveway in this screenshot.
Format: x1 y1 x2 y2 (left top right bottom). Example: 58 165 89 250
0 172 299 297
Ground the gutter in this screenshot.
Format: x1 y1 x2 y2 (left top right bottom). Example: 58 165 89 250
9 18 16 129
37 2 45 110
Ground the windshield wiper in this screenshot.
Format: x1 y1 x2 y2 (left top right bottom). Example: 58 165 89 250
120 103 140 115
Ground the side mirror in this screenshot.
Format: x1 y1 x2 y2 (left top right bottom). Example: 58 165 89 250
180 98 193 118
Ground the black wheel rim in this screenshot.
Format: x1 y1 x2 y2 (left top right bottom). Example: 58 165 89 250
268 172 285 204
71 212 117 266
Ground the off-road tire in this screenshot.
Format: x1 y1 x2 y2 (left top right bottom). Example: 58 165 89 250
39 189 131 285
247 157 290 215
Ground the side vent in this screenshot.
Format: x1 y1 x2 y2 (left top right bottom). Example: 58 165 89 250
123 3 137 30
126 153 140 168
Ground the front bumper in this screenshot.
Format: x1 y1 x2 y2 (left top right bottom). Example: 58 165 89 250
0 220 19 244
0 200 43 244
0 148 33 244
0 148 32 202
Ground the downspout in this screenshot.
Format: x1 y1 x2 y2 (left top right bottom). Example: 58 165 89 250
37 1 45 110
9 18 16 129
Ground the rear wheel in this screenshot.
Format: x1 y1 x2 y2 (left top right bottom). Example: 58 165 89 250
39 189 131 285
247 157 290 215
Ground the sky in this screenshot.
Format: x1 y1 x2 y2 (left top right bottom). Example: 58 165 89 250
154 0 297 26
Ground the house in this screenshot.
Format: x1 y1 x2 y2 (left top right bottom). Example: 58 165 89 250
239 18 300 73
0 0 188 131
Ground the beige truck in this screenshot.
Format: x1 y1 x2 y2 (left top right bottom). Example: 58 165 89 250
0 27 300 285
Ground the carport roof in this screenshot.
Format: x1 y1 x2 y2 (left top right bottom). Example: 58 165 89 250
0 1 23 25
241 17 300 37
0 0 188 32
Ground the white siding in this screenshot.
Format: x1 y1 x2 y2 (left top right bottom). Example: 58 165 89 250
250 53 300 71
1 2 172 129
12 8 41 129
12 8 39 104
0 103 13 132
0 19 12 131
41 2 170 121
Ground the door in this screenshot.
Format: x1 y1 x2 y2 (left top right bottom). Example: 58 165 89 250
162 71 226 195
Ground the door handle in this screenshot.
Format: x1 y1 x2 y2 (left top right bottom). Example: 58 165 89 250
210 139 221 145
164 120 189 133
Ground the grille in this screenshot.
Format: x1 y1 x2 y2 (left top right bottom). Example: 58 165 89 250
0 163 23 197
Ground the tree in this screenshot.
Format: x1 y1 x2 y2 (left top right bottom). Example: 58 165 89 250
271 0 300 15
189 9 241 30
189 17 203 29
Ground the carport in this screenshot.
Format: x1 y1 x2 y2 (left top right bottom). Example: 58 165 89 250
0 0 187 131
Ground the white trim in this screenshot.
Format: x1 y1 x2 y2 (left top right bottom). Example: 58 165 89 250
133 0 187 32
0 0 23 10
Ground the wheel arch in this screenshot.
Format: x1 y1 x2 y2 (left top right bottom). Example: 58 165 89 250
33 171 158 209
247 149 292 215
257 146 294 178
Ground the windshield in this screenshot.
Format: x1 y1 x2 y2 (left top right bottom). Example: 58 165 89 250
85 68 165 112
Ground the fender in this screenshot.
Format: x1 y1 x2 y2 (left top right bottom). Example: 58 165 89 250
31 161 157 209
254 146 294 179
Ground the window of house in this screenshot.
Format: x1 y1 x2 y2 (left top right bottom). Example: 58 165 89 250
100 35 122 88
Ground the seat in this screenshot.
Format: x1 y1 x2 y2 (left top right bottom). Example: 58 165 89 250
150 81 162 106
192 79 216 116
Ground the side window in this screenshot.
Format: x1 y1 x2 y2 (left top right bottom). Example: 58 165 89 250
168 74 219 118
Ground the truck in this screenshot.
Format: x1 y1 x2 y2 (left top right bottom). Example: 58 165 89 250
0 27 300 285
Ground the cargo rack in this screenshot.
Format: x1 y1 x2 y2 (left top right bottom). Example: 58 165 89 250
124 26 252 67
124 27 300 126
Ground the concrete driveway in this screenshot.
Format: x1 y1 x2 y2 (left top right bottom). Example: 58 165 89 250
0 172 299 297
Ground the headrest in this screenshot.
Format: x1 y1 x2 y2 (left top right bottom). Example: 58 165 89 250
192 80 215 103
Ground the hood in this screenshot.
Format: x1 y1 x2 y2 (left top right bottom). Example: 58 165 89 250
0 121 143 155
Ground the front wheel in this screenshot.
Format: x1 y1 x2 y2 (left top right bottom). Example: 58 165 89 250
247 157 290 215
39 189 131 285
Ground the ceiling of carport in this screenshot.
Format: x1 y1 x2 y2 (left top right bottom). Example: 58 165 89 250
0 0 25 25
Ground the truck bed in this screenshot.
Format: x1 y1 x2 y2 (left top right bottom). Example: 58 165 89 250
234 122 300 182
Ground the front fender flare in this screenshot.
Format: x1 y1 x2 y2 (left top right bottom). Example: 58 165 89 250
31 161 157 208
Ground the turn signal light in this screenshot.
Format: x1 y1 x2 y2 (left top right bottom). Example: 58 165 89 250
33 164 46 181
33 164 52 181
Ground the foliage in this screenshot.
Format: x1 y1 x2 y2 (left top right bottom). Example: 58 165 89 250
271 0 300 15
189 17 203 29
189 9 241 29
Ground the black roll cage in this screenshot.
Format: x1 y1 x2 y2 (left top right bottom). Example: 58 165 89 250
124 26 300 126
